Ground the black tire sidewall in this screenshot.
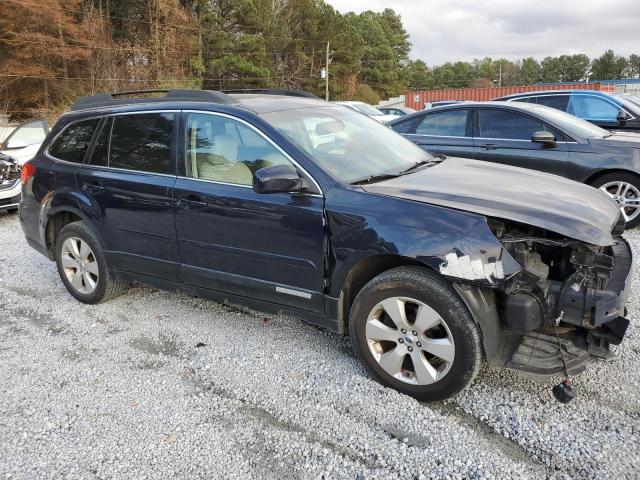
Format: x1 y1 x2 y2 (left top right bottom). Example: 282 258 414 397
591 172 640 229
349 268 482 401
54 222 109 304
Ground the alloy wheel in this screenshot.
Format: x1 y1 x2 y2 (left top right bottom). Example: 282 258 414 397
60 237 99 294
600 181 640 223
365 296 455 385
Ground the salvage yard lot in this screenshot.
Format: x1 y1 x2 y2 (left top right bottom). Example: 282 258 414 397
0 213 638 479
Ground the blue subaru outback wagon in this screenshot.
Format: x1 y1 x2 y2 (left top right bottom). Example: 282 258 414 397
19 89 632 401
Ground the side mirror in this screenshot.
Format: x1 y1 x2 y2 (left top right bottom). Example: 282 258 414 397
5 139 28 150
531 131 556 145
617 109 628 124
253 164 302 194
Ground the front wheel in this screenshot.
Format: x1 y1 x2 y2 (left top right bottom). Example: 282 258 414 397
591 172 640 228
55 221 126 304
349 266 484 401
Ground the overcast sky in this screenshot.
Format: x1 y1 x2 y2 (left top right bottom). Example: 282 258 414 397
326 0 640 65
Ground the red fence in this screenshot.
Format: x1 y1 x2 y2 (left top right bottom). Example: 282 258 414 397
405 83 616 109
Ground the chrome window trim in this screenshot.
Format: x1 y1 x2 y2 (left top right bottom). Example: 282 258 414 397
408 134 470 140
45 108 324 197
182 109 324 197
473 136 577 144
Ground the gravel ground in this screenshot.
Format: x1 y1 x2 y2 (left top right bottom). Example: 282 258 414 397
0 213 638 479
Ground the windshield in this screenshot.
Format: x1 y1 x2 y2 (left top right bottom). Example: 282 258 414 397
533 104 610 138
348 102 385 116
261 105 432 183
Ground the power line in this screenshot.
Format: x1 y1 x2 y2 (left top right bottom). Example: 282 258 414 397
1 38 321 57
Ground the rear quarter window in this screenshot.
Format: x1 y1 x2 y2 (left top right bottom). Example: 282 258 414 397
48 118 100 163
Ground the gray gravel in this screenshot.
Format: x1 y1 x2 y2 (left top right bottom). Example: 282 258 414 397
0 213 639 479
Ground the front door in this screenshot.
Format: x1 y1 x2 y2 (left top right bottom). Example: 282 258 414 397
76 112 180 279
174 111 326 312
473 108 569 177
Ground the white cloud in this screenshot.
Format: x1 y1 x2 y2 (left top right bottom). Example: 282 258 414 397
325 0 640 65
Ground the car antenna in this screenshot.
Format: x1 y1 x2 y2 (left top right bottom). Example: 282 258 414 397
551 311 577 404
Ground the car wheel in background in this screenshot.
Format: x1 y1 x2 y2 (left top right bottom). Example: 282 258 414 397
592 172 640 228
349 266 483 401
54 221 127 304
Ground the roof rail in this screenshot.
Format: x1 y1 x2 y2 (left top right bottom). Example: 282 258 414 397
70 89 237 111
222 88 321 99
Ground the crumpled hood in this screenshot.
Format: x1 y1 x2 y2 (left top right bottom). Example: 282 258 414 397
591 131 640 148
363 157 620 246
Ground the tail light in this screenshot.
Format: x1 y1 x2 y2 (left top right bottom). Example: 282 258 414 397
21 161 36 185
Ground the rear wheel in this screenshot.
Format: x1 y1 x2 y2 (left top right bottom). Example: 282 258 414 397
349 266 483 401
591 172 640 228
55 221 126 303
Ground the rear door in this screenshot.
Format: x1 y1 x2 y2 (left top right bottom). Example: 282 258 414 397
404 108 474 158
472 107 569 176
77 111 180 279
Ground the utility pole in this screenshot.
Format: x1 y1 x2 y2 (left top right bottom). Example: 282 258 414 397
325 41 330 101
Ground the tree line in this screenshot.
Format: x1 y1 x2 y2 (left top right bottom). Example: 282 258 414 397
405 51 640 91
0 0 638 120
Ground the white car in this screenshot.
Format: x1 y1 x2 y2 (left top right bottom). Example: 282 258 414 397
0 120 49 213
333 101 400 123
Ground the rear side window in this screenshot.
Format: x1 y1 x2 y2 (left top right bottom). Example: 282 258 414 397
477 109 544 140
533 95 570 111
416 110 468 136
48 118 100 163
90 118 111 167
109 113 174 174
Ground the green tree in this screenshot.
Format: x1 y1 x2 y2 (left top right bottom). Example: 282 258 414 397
520 57 541 84
541 56 562 82
590 50 628 80
559 54 590 82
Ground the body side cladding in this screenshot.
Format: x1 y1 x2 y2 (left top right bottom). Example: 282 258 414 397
452 283 502 363
113 270 339 332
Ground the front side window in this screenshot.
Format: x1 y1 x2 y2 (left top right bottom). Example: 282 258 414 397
477 109 544 140
261 105 431 184
109 113 174 174
568 95 619 122
48 118 100 163
186 113 292 186
415 110 468 136
533 95 570 111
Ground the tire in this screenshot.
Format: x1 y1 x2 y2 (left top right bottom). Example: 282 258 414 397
54 221 127 304
349 266 483 401
591 172 640 229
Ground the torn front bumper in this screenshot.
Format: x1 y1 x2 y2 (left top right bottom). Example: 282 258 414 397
504 237 632 378
0 178 21 212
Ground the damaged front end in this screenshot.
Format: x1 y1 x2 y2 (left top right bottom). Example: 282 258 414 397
486 215 632 377
0 154 22 211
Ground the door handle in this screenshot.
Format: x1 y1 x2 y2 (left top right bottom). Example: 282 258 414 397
82 181 105 194
179 195 208 209
479 143 499 150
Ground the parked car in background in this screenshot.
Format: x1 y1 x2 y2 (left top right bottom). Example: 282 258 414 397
0 119 49 213
334 101 399 123
424 100 464 110
389 101 640 227
494 90 640 133
19 89 631 401
378 106 416 117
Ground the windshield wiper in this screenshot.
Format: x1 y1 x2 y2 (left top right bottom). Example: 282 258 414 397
398 157 442 176
350 173 400 185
